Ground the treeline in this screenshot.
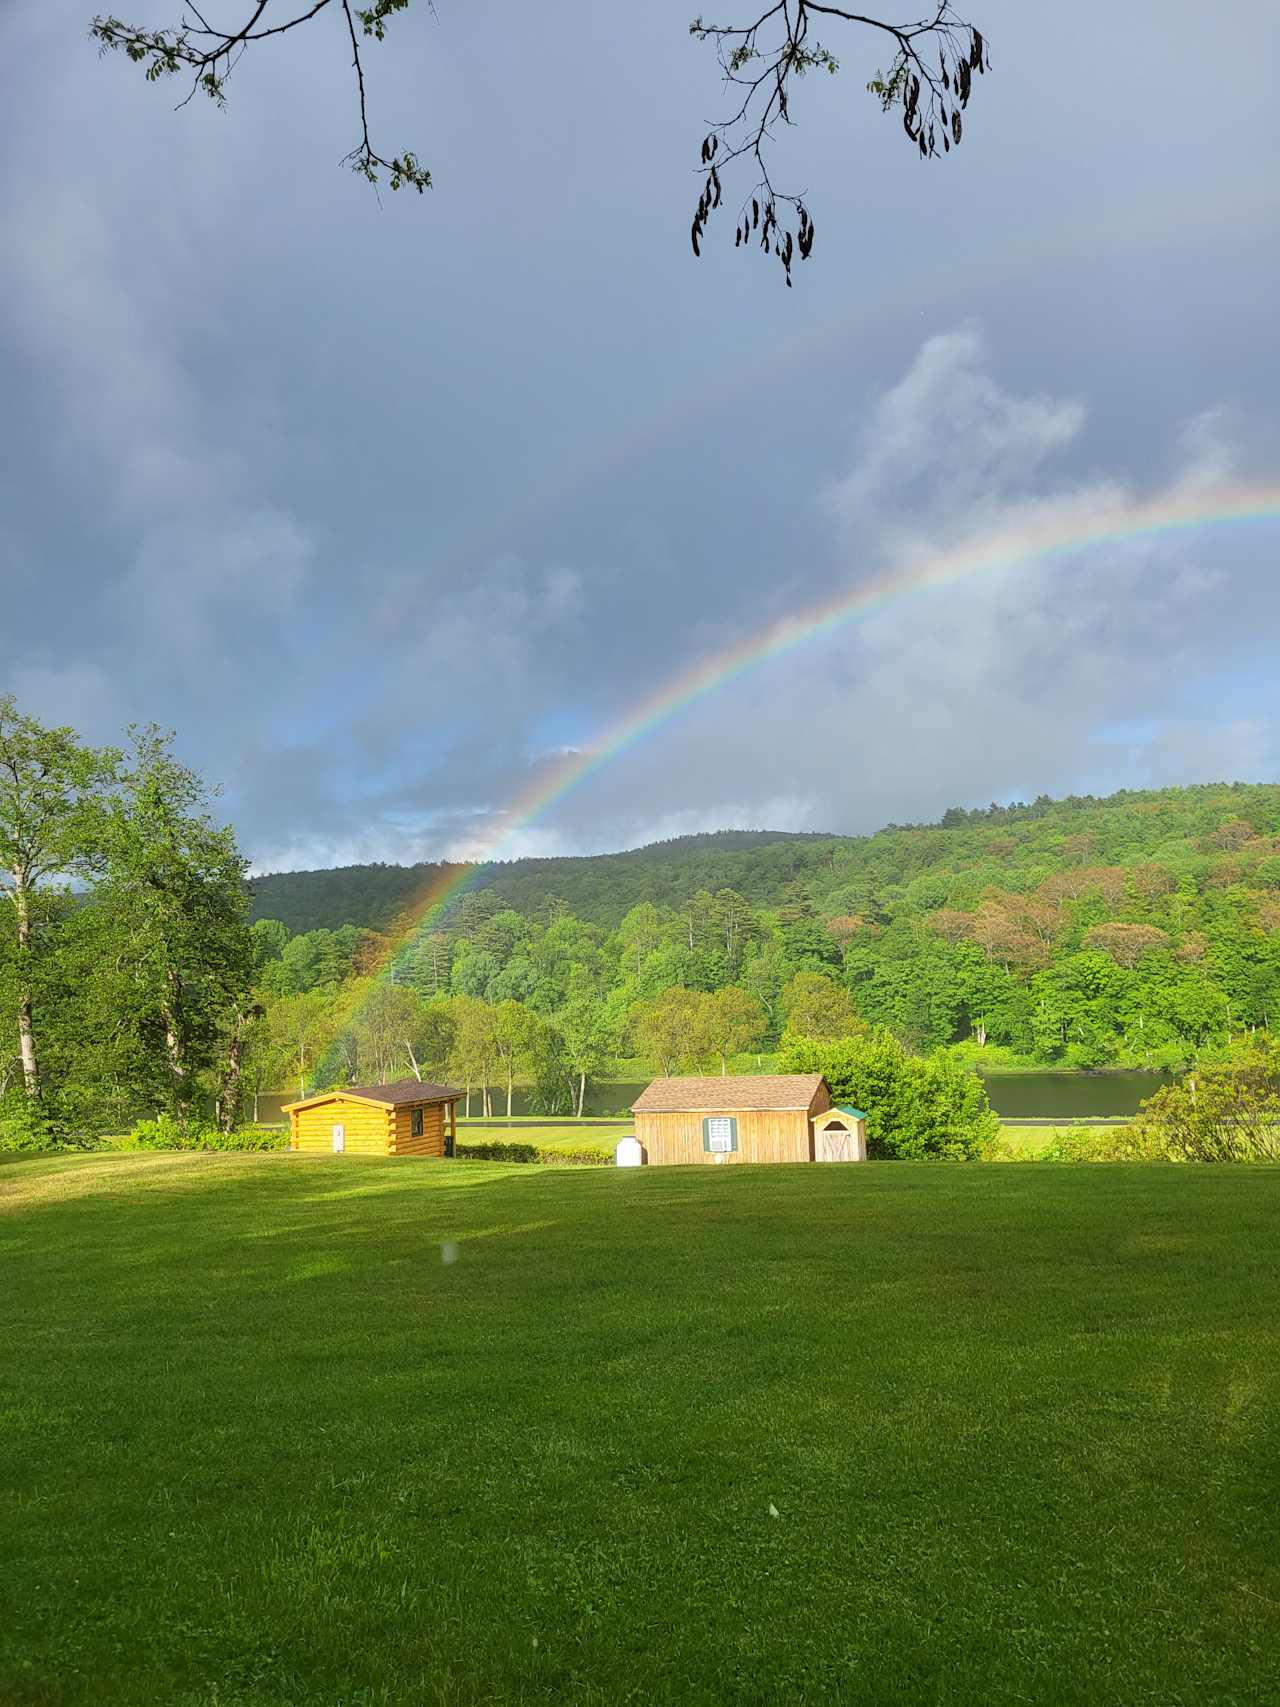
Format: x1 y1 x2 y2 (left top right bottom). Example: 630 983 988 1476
249 832 843 933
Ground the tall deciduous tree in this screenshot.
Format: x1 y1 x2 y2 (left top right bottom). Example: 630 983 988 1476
265 988 335 1098
351 981 426 1083
557 995 617 1118
490 1000 539 1119
705 986 766 1074
96 727 254 1126
780 970 863 1041
449 994 498 1117
632 986 715 1076
0 697 115 1103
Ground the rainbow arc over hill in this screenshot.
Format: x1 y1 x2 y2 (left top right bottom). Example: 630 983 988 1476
351 478 1279 999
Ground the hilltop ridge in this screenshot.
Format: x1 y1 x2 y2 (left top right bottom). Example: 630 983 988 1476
249 781 1280 934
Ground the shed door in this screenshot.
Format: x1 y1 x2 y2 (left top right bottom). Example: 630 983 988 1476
331 1123 345 1153
815 1122 852 1162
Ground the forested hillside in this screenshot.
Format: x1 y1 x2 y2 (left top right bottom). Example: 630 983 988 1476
10 708 1280 1140
248 830 837 933
245 783 1280 1087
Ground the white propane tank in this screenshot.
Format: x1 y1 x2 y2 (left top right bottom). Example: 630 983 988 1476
615 1136 644 1168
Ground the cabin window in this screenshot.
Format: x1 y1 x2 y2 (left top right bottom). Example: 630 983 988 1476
331 1124 345 1153
410 1107 424 1137
703 1116 738 1153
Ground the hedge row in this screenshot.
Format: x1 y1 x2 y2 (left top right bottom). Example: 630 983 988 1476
104 1117 290 1153
455 1140 612 1167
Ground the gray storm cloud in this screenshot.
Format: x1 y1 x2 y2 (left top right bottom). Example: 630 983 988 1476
1 1 1276 868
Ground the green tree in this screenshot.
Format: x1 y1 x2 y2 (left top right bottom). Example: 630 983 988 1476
95 727 254 1126
705 986 767 1073
781 1030 998 1160
1129 1034 1280 1161
557 995 617 1118
448 994 498 1117
452 948 500 1001
250 917 290 970
350 982 426 1084
616 903 675 976
0 697 115 1103
236 1005 285 1124
632 987 714 1076
490 1000 540 1118
781 971 863 1041
265 988 335 1099
394 929 453 998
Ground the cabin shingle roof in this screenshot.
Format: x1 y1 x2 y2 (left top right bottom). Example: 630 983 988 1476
284 1079 462 1112
631 1073 827 1113
345 1079 462 1106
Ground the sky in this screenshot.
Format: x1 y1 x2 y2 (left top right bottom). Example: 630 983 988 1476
2 0 1278 872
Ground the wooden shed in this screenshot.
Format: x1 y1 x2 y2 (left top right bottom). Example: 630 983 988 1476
812 1105 868 1162
283 1080 462 1158
630 1073 835 1167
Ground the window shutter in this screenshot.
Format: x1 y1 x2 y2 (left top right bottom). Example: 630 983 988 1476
704 1116 736 1154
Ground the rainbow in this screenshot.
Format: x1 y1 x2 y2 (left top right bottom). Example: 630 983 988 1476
335 477 1279 1011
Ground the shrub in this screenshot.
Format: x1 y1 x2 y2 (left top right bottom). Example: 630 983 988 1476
107 1117 289 1153
456 1140 541 1164
455 1140 612 1167
1040 1125 1170 1163
1129 1035 1280 1162
780 1029 999 1160
0 1096 58 1153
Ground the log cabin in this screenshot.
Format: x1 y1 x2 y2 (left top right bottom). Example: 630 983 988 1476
284 1080 462 1158
631 1073 865 1166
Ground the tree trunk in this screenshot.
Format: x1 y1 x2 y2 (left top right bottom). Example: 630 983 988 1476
219 1024 244 1135
253 1090 260 1122
720 1051 728 1075
12 873 39 1100
161 970 191 1127
577 1071 586 1119
465 1081 472 1118
506 1067 513 1118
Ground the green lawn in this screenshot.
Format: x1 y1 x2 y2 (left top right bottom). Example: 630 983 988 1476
996 1123 1121 1155
3 1154 1279 1705
457 1122 622 1159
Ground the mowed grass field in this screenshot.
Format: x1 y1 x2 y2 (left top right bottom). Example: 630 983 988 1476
3 1155 1279 1705
457 1123 622 1158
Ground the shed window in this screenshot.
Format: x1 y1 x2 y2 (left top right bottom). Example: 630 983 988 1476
703 1116 738 1153
410 1107 424 1137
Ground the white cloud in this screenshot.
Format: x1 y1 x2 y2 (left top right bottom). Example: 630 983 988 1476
548 328 1279 844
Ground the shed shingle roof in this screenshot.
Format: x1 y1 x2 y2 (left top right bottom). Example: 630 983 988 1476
631 1073 827 1114
284 1079 462 1112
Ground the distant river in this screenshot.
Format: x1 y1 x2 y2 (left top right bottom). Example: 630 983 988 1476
976 1071 1173 1120
256 1071 1172 1125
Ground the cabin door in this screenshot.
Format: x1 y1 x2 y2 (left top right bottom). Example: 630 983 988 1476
815 1122 852 1162
331 1123 345 1153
